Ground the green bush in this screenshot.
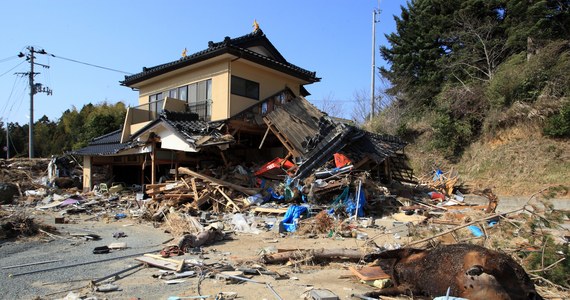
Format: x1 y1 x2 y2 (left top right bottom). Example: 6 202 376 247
487 53 527 108
544 102 570 138
432 111 472 158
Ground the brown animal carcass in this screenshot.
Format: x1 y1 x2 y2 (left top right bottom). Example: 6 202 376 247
363 244 542 300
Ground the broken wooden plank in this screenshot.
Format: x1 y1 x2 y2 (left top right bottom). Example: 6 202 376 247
161 194 195 198
253 207 288 214
349 266 390 281
215 187 241 212
136 254 184 272
178 167 260 196
190 178 199 203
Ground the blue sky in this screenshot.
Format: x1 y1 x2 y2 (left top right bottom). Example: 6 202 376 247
0 0 407 125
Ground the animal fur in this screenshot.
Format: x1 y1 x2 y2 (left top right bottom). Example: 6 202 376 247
363 244 543 300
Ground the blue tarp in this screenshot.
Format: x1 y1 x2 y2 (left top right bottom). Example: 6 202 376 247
280 205 308 232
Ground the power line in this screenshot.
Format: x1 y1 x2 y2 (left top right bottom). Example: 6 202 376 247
0 56 17 64
0 61 25 78
0 75 23 118
49 53 133 75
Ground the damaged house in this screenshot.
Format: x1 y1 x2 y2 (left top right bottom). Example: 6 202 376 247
73 28 413 193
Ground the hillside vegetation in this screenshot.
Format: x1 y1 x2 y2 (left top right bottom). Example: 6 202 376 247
370 0 570 195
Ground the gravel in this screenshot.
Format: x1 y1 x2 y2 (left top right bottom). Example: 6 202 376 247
0 212 173 299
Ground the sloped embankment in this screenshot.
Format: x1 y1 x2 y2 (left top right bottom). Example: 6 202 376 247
407 124 570 196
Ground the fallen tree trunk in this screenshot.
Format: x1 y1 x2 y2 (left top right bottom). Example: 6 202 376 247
233 248 365 264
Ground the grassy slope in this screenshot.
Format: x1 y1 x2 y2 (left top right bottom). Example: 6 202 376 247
405 123 570 196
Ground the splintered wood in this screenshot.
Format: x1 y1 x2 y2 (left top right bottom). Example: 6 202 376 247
145 167 262 213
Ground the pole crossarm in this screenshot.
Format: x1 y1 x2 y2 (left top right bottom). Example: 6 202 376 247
17 46 52 158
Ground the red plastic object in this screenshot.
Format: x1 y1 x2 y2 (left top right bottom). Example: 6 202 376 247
429 192 445 200
255 158 295 178
333 153 352 168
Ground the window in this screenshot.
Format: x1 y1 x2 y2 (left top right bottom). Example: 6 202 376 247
149 92 164 117
231 76 259 100
187 79 211 104
168 86 188 101
178 86 187 101
186 79 212 121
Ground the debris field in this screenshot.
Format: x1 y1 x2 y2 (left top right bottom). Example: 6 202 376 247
0 156 569 300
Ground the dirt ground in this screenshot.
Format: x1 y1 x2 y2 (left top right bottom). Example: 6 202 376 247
0 207 407 300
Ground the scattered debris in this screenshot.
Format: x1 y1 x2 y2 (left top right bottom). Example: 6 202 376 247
1 152 568 299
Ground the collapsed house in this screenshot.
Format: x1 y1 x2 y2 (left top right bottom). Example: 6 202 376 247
72 28 413 193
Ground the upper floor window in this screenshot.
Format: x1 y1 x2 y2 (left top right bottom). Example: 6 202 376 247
231 76 259 100
188 79 212 105
149 92 164 114
169 86 188 101
149 79 212 120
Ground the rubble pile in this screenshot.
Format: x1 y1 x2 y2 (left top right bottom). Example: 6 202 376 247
1 155 569 299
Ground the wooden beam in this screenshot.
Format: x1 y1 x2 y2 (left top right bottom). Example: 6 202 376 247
82 156 92 192
151 142 156 186
353 156 370 170
263 117 301 158
220 150 228 168
178 167 260 196
253 207 288 214
258 126 271 149
190 178 198 203
215 187 241 212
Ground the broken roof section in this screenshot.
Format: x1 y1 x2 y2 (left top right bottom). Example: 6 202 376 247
70 129 136 156
131 111 233 152
72 111 233 156
263 97 409 181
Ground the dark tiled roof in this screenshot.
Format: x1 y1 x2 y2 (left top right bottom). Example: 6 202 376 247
129 111 232 148
121 30 319 86
161 111 227 143
69 129 134 156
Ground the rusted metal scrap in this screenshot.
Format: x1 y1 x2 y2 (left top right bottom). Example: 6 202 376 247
363 243 543 300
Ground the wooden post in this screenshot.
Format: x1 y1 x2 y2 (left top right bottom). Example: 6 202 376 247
384 159 392 182
174 162 179 181
258 126 271 149
141 157 146 188
151 141 156 185
82 156 92 192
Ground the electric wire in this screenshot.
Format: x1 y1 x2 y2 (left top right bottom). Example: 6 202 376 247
0 56 17 64
0 61 25 79
6 78 29 123
49 53 133 75
0 75 22 118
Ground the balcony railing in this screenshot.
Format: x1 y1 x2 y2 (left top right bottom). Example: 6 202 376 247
188 100 211 121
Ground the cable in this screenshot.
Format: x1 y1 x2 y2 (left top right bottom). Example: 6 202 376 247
49 53 133 75
0 56 17 64
0 76 22 118
0 61 25 78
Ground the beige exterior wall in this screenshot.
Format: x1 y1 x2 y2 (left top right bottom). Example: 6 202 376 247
136 61 231 120
133 56 307 120
228 60 302 116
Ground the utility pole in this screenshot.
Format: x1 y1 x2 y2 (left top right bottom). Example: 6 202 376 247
5 121 9 159
370 1 381 122
17 47 52 159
